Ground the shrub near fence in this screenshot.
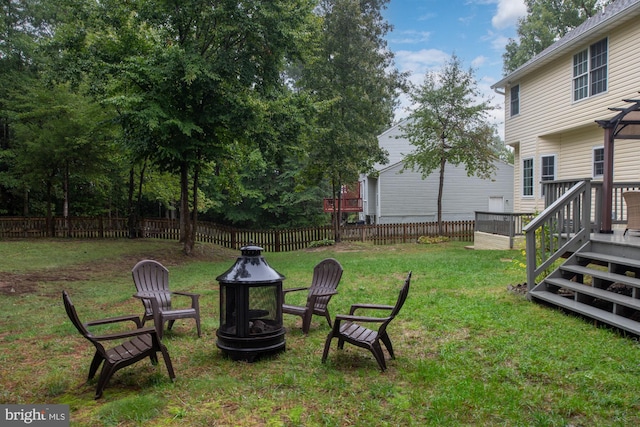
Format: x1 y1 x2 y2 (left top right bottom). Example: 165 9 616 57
0 217 474 252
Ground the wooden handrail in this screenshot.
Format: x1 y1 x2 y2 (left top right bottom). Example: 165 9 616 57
524 181 591 291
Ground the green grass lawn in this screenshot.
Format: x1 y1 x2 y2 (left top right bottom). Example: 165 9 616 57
1 238 640 426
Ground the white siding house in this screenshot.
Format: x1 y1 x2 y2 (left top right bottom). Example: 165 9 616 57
360 121 514 224
491 0 640 215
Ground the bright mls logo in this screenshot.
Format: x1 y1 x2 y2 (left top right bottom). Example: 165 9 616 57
1 405 69 426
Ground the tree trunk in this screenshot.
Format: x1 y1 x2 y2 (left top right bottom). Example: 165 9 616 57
23 187 29 216
331 179 340 242
179 162 189 245
184 163 200 255
437 156 446 235
336 180 343 243
179 161 197 255
127 161 147 238
127 167 136 238
46 178 53 237
63 160 70 237
136 162 146 235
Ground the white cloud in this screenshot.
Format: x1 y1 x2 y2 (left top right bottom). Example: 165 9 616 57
491 34 511 51
417 12 436 21
391 49 451 120
391 49 506 133
471 55 488 68
491 0 527 30
388 30 432 45
394 48 450 76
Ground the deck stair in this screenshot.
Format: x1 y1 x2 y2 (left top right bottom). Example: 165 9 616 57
529 238 640 335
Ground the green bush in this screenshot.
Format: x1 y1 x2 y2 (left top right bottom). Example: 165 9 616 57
308 238 335 248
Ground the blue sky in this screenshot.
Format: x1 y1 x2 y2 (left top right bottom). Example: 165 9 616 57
382 0 527 137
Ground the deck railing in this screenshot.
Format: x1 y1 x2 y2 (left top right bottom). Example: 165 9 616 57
524 181 592 291
0 217 474 252
542 180 640 229
474 211 536 248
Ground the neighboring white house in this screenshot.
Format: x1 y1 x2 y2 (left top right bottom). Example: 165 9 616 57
360 120 514 225
491 0 640 216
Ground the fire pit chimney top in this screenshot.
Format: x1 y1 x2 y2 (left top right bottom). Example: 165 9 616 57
240 244 263 257
216 243 284 284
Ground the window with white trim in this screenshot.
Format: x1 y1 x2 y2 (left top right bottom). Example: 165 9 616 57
541 155 556 182
540 155 556 196
510 84 520 116
523 158 534 197
573 38 607 101
593 147 604 177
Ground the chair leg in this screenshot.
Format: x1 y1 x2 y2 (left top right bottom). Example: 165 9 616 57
379 332 395 359
321 332 334 363
324 311 332 328
88 352 104 380
154 317 165 340
301 311 313 334
159 345 176 380
141 312 152 327
167 320 175 330
95 363 117 399
195 317 201 337
370 342 387 371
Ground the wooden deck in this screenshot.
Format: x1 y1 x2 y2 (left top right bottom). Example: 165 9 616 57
529 229 640 336
590 229 640 247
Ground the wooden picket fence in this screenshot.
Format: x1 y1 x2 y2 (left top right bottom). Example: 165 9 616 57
0 217 474 252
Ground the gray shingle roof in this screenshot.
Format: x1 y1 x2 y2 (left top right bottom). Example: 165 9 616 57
492 0 640 89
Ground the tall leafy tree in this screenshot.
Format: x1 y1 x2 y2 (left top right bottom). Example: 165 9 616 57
503 0 611 73
0 0 42 214
9 82 118 231
401 55 497 234
299 0 405 240
51 0 317 253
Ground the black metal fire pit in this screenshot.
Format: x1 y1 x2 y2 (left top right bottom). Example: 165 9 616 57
216 245 286 361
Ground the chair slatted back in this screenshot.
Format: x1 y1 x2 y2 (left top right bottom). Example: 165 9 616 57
309 258 343 310
379 271 412 336
390 271 412 318
63 290 91 337
62 290 105 354
132 260 172 315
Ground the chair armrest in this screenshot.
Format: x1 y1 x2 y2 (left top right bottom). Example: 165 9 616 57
133 293 164 332
349 304 394 315
172 291 200 299
134 292 160 306
171 291 200 308
85 314 142 328
307 290 338 306
335 314 389 324
282 287 309 294
91 326 158 342
310 290 338 297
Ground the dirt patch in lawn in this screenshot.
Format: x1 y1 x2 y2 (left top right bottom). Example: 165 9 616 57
0 243 235 296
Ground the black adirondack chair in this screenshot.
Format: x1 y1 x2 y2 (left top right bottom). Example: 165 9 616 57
282 258 343 334
321 272 411 371
62 290 175 399
132 260 201 339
